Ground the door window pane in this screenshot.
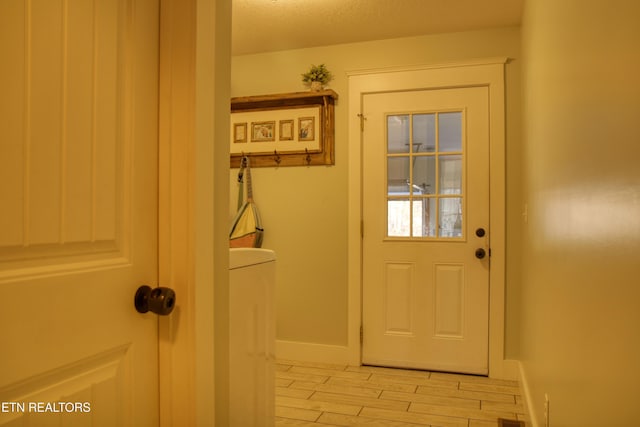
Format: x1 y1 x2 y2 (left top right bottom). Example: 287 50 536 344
413 114 435 152
387 115 410 153
438 112 462 152
412 198 436 237
412 156 435 195
387 157 410 194
439 155 462 195
388 199 411 237
439 198 463 237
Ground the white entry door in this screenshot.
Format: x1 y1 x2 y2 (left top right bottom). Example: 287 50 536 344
0 1 160 425
362 86 490 375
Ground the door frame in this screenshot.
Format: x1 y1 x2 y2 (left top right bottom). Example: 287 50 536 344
158 0 232 425
347 59 516 379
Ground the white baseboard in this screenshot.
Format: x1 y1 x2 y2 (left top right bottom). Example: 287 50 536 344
276 340 351 365
493 358 519 380
517 360 538 427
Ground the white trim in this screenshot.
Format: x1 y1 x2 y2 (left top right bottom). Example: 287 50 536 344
276 340 351 365
346 57 509 77
347 60 513 379
158 1 231 425
517 361 538 427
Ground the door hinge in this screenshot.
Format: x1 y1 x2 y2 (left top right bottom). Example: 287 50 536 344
357 113 367 131
360 219 364 239
360 324 364 344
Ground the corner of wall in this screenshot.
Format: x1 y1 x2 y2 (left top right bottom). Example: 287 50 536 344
516 360 538 427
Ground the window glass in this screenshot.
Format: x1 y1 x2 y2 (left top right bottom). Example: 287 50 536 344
386 111 464 239
387 157 410 194
439 155 462 195
412 114 435 152
387 115 410 153
438 112 462 152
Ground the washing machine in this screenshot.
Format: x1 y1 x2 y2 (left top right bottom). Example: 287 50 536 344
229 248 276 427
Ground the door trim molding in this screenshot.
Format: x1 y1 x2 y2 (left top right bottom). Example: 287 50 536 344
158 1 232 425
158 2 198 425
347 59 515 379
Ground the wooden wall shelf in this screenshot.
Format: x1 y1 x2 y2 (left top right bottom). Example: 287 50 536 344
230 90 338 168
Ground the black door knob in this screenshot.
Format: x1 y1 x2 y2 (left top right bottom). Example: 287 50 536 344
475 248 486 259
135 285 176 315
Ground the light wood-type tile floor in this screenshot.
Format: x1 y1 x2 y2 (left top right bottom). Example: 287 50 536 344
275 360 526 427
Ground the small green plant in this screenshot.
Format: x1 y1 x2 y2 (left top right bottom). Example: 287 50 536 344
301 64 333 85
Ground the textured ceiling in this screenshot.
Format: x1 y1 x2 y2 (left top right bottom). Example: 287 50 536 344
232 0 524 55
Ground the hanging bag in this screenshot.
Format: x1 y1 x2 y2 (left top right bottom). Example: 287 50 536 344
229 156 264 248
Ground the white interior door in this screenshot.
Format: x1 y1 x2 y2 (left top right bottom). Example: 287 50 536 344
0 0 160 425
362 86 490 375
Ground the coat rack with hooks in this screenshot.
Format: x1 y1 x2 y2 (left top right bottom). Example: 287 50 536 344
230 90 338 168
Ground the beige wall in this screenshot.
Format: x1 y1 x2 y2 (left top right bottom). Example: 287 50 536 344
230 27 523 351
520 0 640 425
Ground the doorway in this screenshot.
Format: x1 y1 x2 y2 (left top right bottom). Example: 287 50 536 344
346 60 512 378
361 87 490 374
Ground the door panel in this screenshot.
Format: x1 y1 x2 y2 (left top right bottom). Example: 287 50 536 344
384 262 415 334
434 264 465 338
0 0 159 425
362 87 489 375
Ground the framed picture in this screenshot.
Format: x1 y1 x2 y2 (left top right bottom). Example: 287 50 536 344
251 121 275 142
298 117 315 141
279 120 294 141
229 90 337 167
233 122 247 143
